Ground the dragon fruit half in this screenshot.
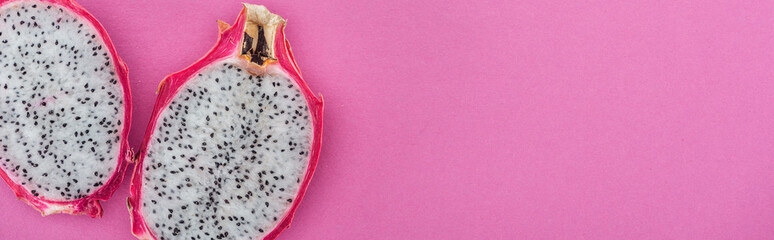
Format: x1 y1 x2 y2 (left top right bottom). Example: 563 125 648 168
0 0 131 217
129 4 323 240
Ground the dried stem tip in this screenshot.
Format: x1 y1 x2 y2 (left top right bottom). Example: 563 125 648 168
240 4 286 66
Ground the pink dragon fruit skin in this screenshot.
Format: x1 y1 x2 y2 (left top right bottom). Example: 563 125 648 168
0 0 132 218
129 4 323 240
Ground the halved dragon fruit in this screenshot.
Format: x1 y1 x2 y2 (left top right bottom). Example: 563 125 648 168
0 0 131 217
129 4 323 240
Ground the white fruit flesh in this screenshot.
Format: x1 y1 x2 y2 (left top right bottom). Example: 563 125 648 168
0 1 125 201
141 60 313 239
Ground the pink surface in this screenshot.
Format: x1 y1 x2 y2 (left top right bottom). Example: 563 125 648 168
1 0 774 239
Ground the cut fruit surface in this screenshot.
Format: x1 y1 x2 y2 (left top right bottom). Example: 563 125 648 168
0 0 131 217
129 4 322 240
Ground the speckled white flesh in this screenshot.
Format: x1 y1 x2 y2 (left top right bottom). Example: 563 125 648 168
0 1 124 201
141 60 313 240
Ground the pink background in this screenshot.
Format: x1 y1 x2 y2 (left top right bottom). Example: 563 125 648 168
2 0 774 239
